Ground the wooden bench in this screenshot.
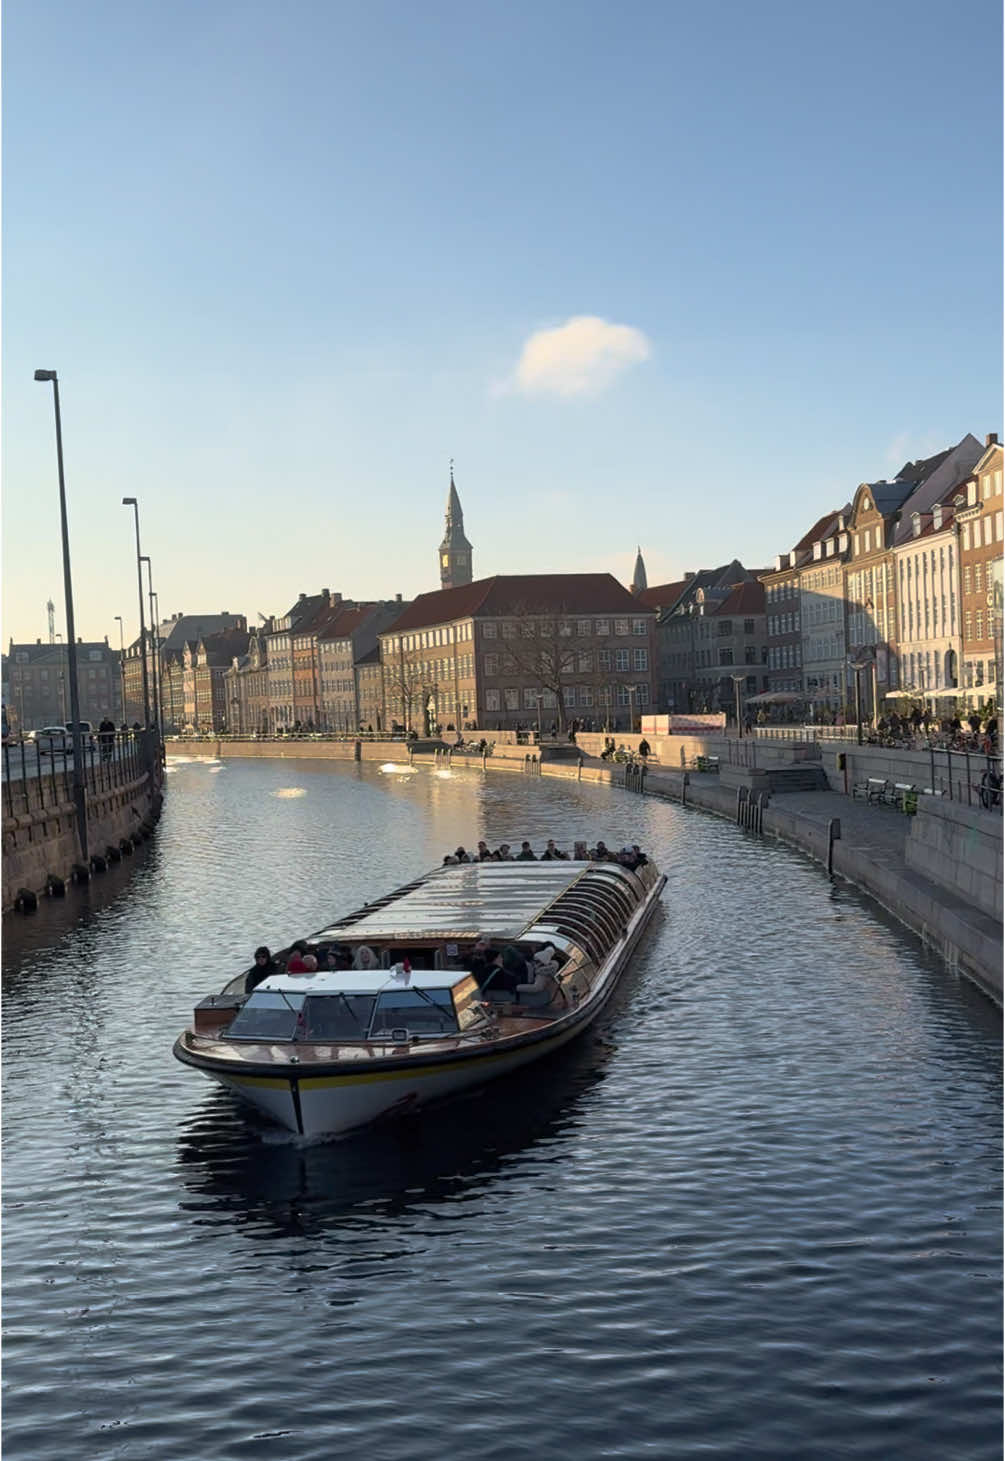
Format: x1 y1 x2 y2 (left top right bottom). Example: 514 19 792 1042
852 777 889 804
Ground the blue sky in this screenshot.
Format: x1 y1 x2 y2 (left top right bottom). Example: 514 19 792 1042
3 0 1001 647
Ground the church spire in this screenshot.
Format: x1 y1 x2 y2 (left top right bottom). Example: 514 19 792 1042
439 462 473 590
631 545 648 594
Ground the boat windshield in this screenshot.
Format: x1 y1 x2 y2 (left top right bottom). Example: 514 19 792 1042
227 990 305 1041
369 987 457 1036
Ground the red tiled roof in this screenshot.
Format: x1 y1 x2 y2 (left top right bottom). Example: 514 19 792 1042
793 511 842 553
715 581 765 615
317 605 376 641
637 579 689 610
384 575 652 633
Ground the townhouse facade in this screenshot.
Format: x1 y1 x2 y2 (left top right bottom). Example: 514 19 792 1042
318 601 407 731
690 581 769 712
956 433 1003 706
893 491 963 699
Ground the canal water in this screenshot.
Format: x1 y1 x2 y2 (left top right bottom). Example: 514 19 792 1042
3 756 1001 1460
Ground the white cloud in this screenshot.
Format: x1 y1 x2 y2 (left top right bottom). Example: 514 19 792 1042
502 315 652 398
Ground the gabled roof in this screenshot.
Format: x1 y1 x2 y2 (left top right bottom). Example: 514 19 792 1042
894 446 952 483
793 511 843 554
317 606 377 642
157 614 245 654
892 434 984 545
637 579 690 611
200 628 251 667
716 582 766 616
382 574 652 634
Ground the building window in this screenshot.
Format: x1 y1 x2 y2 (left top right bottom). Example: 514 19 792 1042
632 648 649 671
504 688 519 711
577 620 592 637
743 619 755 634
632 619 646 635
578 651 593 672
718 620 732 637
598 649 612 671
482 622 497 639
635 683 649 706
578 686 594 707
614 649 629 672
614 618 629 636
484 689 500 711
484 653 498 676
596 619 610 636
719 648 734 665
501 621 515 638
524 687 540 709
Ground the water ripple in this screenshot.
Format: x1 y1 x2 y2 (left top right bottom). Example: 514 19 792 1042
2 758 1001 1460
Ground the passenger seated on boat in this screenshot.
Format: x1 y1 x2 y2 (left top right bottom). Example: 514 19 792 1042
245 946 277 993
573 840 589 860
541 839 568 860
476 840 492 861
301 953 318 972
352 945 379 971
443 854 459 864
516 946 562 1009
286 942 310 974
592 840 614 862
495 843 513 860
454 846 472 863
632 845 648 867
516 841 537 860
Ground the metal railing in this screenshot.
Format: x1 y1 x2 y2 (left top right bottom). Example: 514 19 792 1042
2 731 155 819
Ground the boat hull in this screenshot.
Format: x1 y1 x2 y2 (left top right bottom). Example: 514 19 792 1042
177 872 664 1137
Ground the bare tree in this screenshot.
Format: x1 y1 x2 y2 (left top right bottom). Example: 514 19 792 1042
498 606 577 731
385 655 426 732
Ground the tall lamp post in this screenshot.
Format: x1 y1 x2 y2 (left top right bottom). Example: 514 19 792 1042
122 497 151 726
114 614 126 722
730 674 746 737
626 684 637 735
534 692 543 743
139 556 161 735
34 369 87 859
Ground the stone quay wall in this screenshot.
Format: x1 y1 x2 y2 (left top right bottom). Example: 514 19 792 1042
2 771 163 911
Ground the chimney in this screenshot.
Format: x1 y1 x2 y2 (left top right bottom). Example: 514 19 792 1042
299 593 306 601
36 637 41 644
396 593 402 602
322 588 330 602
987 432 999 447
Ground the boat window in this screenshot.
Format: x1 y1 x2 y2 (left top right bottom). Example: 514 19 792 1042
369 988 458 1036
226 991 306 1040
451 975 484 1031
301 995 376 1041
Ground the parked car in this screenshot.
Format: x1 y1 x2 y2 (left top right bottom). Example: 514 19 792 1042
64 720 95 748
36 726 71 755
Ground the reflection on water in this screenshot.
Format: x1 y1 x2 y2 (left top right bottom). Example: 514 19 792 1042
2 757 1001 1461
176 1036 611 1240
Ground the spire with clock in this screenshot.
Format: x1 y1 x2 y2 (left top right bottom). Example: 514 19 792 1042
439 460 473 590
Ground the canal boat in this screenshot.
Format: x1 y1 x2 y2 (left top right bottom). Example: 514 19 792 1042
173 857 665 1137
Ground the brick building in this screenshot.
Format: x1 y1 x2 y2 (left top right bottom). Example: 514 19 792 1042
379 574 657 733
6 637 120 732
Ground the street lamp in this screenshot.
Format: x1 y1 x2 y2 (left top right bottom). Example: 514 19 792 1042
626 684 637 734
139 556 161 735
121 497 151 726
114 614 126 721
848 655 872 746
730 674 746 737
34 369 87 858
534 692 543 742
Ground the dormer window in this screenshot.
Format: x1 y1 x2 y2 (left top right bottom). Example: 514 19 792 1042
932 505 943 530
863 495 871 511
813 542 822 560
912 513 922 538
825 539 834 556
967 481 977 506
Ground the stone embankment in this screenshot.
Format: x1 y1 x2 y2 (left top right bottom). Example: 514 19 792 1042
165 734 1002 1004
3 738 164 913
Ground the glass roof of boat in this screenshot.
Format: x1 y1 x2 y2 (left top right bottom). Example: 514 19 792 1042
260 968 472 995
312 862 588 943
